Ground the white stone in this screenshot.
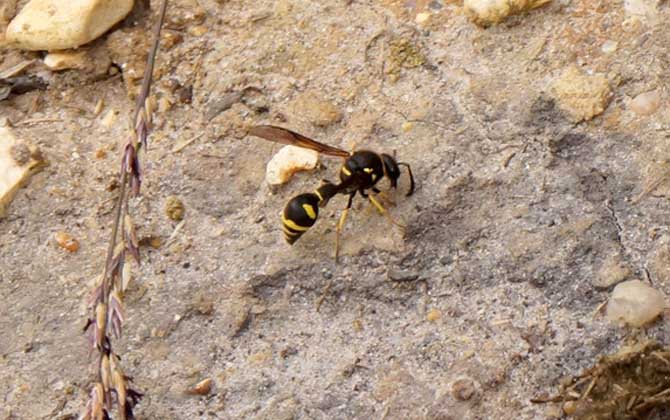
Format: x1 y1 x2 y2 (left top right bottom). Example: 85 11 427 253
43 50 88 70
415 12 431 25
5 0 134 51
463 0 551 26
265 145 319 186
0 127 45 217
601 40 618 54
606 280 666 327
630 90 661 116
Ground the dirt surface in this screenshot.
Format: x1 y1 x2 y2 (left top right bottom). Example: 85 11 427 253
2 0 670 419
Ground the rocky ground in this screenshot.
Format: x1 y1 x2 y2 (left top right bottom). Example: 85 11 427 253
2 0 670 419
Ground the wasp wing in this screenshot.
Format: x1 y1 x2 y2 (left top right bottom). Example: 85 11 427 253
248 125 350 158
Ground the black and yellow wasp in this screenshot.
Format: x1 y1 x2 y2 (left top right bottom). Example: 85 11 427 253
248 125 415 260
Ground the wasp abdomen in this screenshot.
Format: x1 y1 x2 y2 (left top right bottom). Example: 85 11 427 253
282 193 320 244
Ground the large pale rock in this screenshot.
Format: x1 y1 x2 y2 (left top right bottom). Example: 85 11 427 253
5 0 134 51
0 126 45 217
606 280 666 327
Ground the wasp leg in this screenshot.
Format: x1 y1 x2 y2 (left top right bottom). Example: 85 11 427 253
315 192 355 311
368 193 405 229
335 192 356 262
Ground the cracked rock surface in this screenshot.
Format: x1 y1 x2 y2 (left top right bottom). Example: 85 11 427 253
2 1 670 419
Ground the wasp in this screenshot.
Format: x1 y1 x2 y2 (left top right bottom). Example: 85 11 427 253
248 125 415 260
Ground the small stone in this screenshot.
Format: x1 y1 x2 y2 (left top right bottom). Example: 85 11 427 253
190 292 214 316
593 255 630 289
630 90 661 116
221 298 250 338
601 40 618 54
550 65 612 122
5 0 134 51
290 92 342 127
45 47 112 76
265 145 319 186
54 231 79 252
165 196 185 221
44 50 88 70
464 0 551 27
562 400 578 416
401 121 414 132
0 127 45 217
148 236 162 249
606 280 665 327
426 309 442 322
187 25 208 37
415 12 431 25
387 268 419 282
161 31 183 50
186 378 213 396
95 148 107 159
451 377 476 401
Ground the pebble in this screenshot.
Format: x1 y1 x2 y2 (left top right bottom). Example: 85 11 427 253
387 268 419 282
593 255 630 289
464 0 551 27
550 65 612 122
415 12 431 25
43 50 88 70
187 25 208 37
606 280 665 327
165 196 185 221
451 377 476 401
43 48 112 76
186 378 213 396
426 309 442 322
630 90 661 116
265 145 319 186
601 40 618 54
562 401 578 416
5 0 134 51
0 126 45 217
54 231 79 252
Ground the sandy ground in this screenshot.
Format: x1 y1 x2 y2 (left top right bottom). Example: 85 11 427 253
2 0 670 419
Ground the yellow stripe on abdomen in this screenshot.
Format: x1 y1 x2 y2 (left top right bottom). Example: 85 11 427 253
302 204 317 219
281 214 310 232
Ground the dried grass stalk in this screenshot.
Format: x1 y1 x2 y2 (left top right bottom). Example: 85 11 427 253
80 1 168 419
